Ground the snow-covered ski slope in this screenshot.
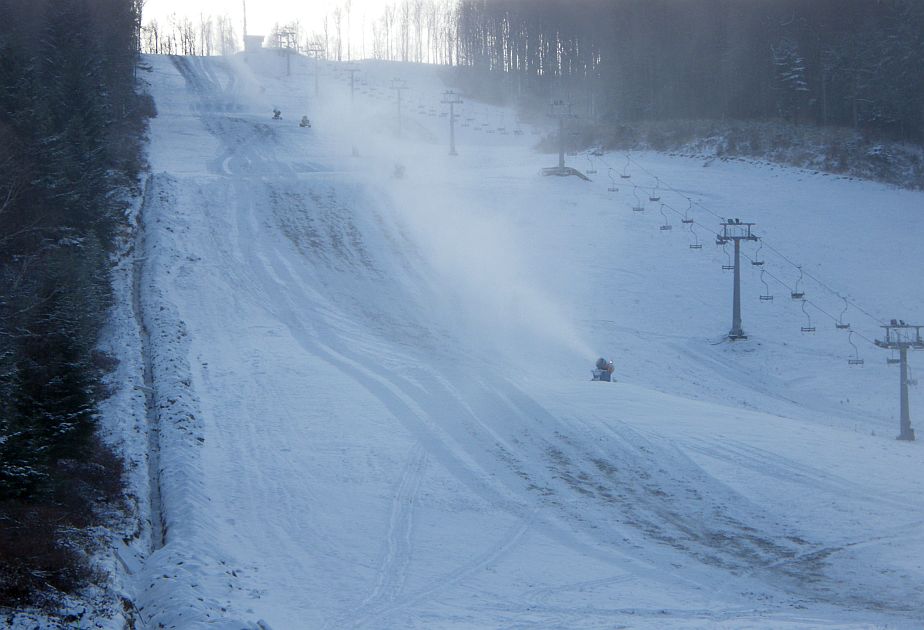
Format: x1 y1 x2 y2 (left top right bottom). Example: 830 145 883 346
135 52 924 629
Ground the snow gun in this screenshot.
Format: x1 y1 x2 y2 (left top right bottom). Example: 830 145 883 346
592 357 614 382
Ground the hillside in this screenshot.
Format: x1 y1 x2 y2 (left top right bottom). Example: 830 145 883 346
112 52 924 629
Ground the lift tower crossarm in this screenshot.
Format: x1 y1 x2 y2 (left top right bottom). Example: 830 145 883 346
875 322 924 441
441 90 463 156
716 219 758 340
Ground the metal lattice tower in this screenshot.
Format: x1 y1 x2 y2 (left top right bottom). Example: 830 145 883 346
390 78 408 137
716 219 758 340
441 90 463 156
875 322 924 441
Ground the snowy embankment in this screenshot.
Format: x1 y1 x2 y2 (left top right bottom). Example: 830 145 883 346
119 51 924 629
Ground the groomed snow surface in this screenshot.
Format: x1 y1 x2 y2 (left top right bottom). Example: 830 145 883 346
125 52 924 629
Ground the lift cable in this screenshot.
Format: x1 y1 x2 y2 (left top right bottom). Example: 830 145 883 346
619 153 887 327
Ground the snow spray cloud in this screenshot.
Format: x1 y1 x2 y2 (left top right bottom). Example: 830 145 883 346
230 54 596 369
353 94 597 368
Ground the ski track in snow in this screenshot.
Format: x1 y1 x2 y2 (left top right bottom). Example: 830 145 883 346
128 52 924 629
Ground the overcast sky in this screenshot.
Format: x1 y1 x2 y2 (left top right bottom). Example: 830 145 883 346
143 0 389 41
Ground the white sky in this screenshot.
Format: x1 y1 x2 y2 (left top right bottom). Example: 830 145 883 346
143 0 390 43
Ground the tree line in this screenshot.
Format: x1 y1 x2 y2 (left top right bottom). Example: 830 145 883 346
0 0 150 610
448 0 924 142
139 0 924 146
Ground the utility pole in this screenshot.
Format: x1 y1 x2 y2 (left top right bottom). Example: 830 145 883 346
875 322 924 441
716 219 758 340
242 0 248 38
441 90 462 156
547 100 576 170
390 78 408 137
346 67 360 157
307 45 324 97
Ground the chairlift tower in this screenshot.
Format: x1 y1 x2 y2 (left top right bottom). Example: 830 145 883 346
346 67 360 156
548 100 576 170
541 100 589 179
307 45 324 97
278 26 296 76
390 78 408 137
874 322 924 441
716 219 758 340
441 90 463 156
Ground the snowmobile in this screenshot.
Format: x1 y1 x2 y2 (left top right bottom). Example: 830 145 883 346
299 116 311 128
592 357 614 382
272 108 282 120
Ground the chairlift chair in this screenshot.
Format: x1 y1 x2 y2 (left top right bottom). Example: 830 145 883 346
621 155 632 179
835 296 851 330
847 331 864 366
659 204 672 231
681 198 694 224
681 209 694 224
800 300 816 333
791 266 805 300
631 186 645 212
649 177 662 202
759 269 773 301
751 239 765 266
586 157 597 175
607 168 619 192
718 239 734 270
688 222 703 249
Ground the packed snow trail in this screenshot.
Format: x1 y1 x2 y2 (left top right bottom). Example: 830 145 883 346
134 53 924 628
